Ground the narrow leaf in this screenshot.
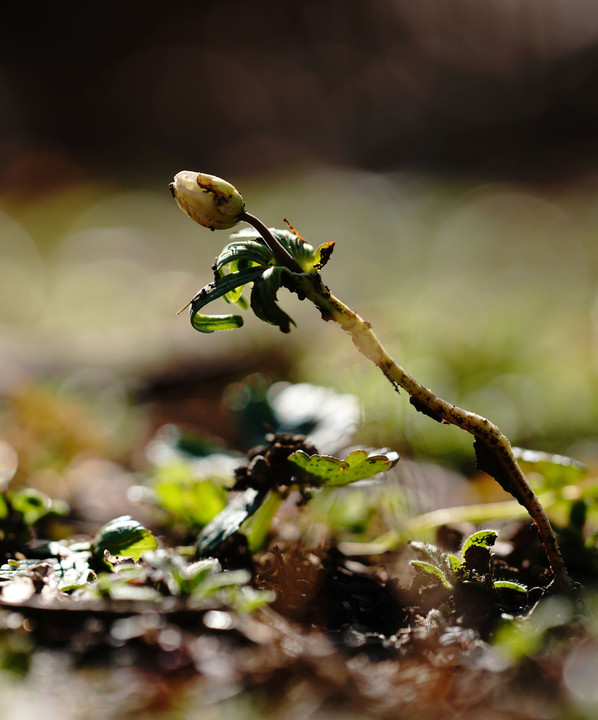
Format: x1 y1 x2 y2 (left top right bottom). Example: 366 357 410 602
189 266 265 333
494 580 528 593
196 487 269 554
242 490 282 553
411 560 453 590
250 267 295 333
191 313 244 333
410 540 452 574
222 260 245 304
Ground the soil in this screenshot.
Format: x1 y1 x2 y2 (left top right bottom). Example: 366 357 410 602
0 512 584 719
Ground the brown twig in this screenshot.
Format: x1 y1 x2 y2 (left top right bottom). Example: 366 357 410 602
287 271 573 592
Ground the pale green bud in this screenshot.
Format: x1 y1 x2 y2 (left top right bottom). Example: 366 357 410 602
169 171 245 230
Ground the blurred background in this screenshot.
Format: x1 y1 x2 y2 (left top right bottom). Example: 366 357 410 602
1 0 598 474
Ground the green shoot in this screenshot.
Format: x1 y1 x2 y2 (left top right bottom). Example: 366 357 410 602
170 170 574 593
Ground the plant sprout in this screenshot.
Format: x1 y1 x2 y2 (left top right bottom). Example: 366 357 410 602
170 170 574 593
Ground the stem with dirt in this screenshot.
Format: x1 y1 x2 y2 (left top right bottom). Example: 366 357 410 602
280 270 573 592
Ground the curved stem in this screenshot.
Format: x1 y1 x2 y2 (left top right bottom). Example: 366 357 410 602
289 271 573 592
241 211 304 273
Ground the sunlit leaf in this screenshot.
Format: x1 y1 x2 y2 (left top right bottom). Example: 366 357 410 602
0 548 95 594
447 554 462 575
92 515 158 561
231 586 277 613
494 580 528 593
328 450 399 486
153 462 227 528
221 260 246 304
344 450 368 467
191 314 245 332
241 490 282 553
288 449 344 479
0 494 8 520
228 227 332 274
311 241 335 270
9 488 68 526
288 448 398 486
513 447 587 490
189 265 265 333
461 529 497 556
410 540 453 575
411 560 453 590
196 487 269 554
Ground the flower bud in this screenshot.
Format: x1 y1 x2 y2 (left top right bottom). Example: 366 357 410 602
169 171 245 230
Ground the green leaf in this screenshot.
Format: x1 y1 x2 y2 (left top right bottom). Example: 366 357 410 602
9 488 68 526
311 241 335 270
171 558 218 596
153 462 227 528
493 580 528 593
221 260 246 304
250 267 296 333
241 490 282 553
327 450 399 486
92 516 158 562
288 449 345 479
93 566 161 601
196 487 269 554
288 448 399 487
228 227 332 274
461 529 497 556
513 447 587 490
216 239 273 271
345 450 368 467
189 265 265 333
231 586 277 614
447 554 462 575
410 560 453 590
191 314 245 333
409 540 452 575
0 547 96 594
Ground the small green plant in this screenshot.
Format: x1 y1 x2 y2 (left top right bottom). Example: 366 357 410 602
92 515 159 563
409 529 530 633
170 171 575 592
0 517 273 613
196 433 399 554
0 487 68 556
347 447 593 557
84 550 274 611
410 529 527 594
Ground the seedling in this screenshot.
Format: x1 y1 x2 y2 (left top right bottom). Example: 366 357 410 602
92 515 159 563
170 171 574 592
196 433 399 554
409 529 529 632
410 529 527 594
0 487 68 555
